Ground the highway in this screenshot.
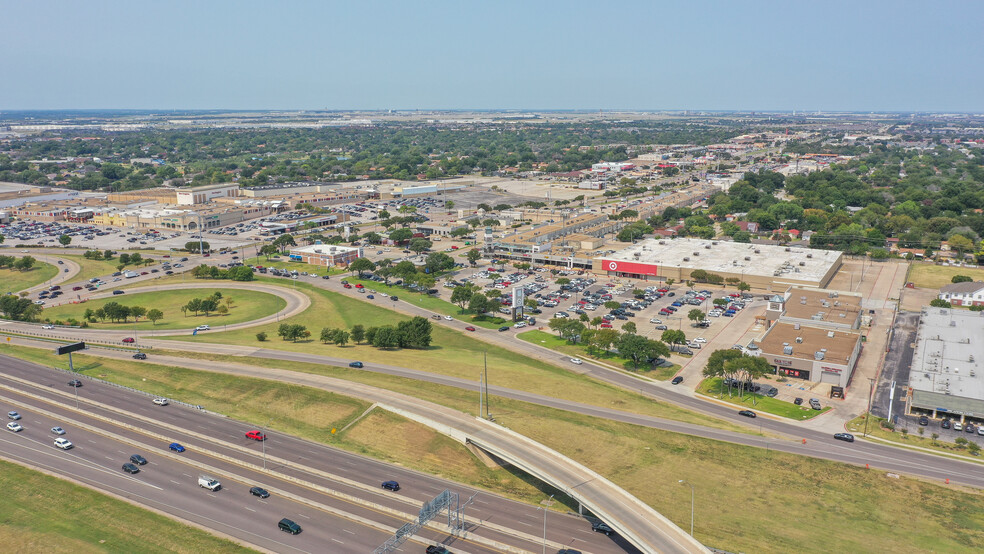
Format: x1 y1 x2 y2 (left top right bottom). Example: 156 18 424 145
0 355 638 554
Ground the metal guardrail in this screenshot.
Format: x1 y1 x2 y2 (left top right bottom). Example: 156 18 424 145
0 328 153 350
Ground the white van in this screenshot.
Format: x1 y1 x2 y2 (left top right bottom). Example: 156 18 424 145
198 475 221 491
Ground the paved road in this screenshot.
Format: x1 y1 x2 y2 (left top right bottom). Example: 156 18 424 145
0 354 636 554
19 253 82 293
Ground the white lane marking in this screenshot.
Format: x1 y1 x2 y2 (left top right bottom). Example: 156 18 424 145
343 529 356 534
169 480 181 485
244 506 256 512
298 513 311 519
331 538 344 544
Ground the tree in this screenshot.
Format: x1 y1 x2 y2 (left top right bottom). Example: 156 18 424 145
349 257 377 277
952 275 974 284
723 356 773 405
58 234 71 246
272 234 296 253
147 309 164 325
929 299 952 308
378 209 391 220
409 238 432 254
622 321 637 334
948 234 975 257
424 252 455 273
185 298 203 316
466 249 481 265
661 329 687 345
333 329 350 346
320 327 337 344
556 278 571 285
687 309 705 324
278 323 308 342
603 301 621 311
260 244 279 259
216 304 228 315
350 324 365 344
256 331 267 341
388 228 413 244
590 316 604 328
451 284 476 311
371 326 401 348
103 249 115 260
395 316 433 348
14 256 36 271
702 349 745 393
93 308 106 322
450 227 471 238
617 333 654 369
468 293 490 314
737 281 751 292
590 328 622 354
130 306 147 322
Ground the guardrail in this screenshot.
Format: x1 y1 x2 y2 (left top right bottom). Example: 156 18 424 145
0 328 153 350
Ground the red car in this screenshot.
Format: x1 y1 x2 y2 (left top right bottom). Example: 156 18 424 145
355 283 364 289
245 430 266 441
343 283 352 289
122 337 135 343
72 286 83 291
465 326 476 331
600 323 613 328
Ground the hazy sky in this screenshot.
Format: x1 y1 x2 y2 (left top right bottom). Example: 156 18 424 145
1 0 979 111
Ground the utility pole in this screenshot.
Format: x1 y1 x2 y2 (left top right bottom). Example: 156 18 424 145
863 377 876 437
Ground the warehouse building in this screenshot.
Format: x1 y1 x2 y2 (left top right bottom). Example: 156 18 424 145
907 308 984 425
595 238 842 290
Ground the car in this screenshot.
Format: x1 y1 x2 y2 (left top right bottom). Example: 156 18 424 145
195 325 209 331
122 463 140 474
54 437 73 449
942 419 952 429
830 432 856 443
68 379 82 387
41 324 54 330
349 361 364 368
443 315 453 321
112 290 125 295
954 422 964 431
130 454 148 465
431 314 441 320
671 376 684 385
966 423 977 434
133 352 147 360
426 546 450 554
810 398 822 410
738 410 757 418
655 324 668 330
390 295 399 301
245 430 267 441
8 411 21 420
649 318 662 324
591 521 615 535
278 518 302 535
122 337 135 343
249 486 270 498
381 480 400 491
168 442 186 453
51 426 65 435
570 358 583 365
693 337 706 343
72 286 82 291
497 325 510 332
153 397 169 406
7 422 23 432
918 416 929 426
367 294 374 299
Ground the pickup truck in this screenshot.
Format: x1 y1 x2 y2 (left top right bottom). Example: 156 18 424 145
198 475 221 491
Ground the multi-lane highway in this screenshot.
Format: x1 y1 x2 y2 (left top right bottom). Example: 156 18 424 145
0 355 638 554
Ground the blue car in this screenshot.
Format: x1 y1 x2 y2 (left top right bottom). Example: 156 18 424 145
367 294 374 299
671 301 683 307
168 442 185 453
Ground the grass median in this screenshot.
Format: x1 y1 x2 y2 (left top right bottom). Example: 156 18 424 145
41 287 287 330
3 343 982 553
846 414 984 461
697 377 831 420
55 254 128 284
1 262 59 294
0 458 251 553
518 329 681 380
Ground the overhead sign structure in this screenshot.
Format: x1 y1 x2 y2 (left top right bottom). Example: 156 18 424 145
56 342 86 355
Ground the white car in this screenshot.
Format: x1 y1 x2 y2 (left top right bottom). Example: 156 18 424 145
153 397 169 406
444 315 453 321
649 318 662 324
54 438 73 450
570 358 583 365
514 321 527 328
7 422 23 432
694 337 707 343
42 324 54 330
195 325 209 331
51 426 66 435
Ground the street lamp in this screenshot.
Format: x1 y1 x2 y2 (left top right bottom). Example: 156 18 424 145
538 494 555 554
678 480 694 536
863 377 876 437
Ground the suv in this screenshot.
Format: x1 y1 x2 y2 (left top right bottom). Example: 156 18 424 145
809 398 822 410
278 518 302 535
381 480 401 492
54 438 73 450
130 454 148 465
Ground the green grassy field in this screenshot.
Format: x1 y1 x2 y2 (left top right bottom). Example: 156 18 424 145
0 458 252 553
41 288 287 330
348 277 507 329
0 262 59 293
55 254 128 284
244 255 346 275
518 329 681 379
3 344 983 553
697 377 830 420
909 262 984 289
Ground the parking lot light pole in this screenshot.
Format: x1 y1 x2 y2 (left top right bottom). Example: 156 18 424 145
538 494 554 554
678 480 694 536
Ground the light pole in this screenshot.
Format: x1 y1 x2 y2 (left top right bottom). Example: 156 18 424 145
538 494 555 554
863 377 875 437
678 480 694 536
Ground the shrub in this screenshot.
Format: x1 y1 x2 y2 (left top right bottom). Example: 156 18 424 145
256 331 267 342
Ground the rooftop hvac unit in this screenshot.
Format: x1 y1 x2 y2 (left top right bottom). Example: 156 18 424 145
754 249 761 254
834 301 839 306
782 342 789 346
799 261 806 266
839 313 846 318
783 346 794 355
794 323 801 330
659 240 666 245
950 321 957 327
633 252 640 258
705 245 711 249
693 252 700 256
831 292 838 297
821 300 830 307
712 241 719 245
811 314 823 320
796 336 803 343
800 299 807 304
827 331 835 338
745 256 751 261
807 253 813 258
821 348 827 352
683 257 690 262
785 247 791 252
814 351 825 360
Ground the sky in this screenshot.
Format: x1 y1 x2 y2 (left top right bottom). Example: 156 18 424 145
1 0 981 112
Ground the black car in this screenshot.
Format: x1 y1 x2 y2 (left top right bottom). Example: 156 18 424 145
425 547 450 554
113 290 125 295
133 352 147 360
498 326 510 332
390 296 399 302
966 423 977 434
942 419 952 429
793 397 803 406
671 376 684 385
591 521 614 535
381 480 400 491
68 379 82 387
249 486 270 498
122 463 140 474
918 416 929 426
833 433 855 443
738 410 757 418
129 454 147 465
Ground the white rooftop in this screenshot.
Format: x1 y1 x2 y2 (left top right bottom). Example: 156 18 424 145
910 308 984 416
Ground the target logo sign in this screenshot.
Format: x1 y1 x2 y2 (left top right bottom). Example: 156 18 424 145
600 259 659 276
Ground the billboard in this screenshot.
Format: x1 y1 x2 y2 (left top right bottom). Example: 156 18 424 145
599 259 659 276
